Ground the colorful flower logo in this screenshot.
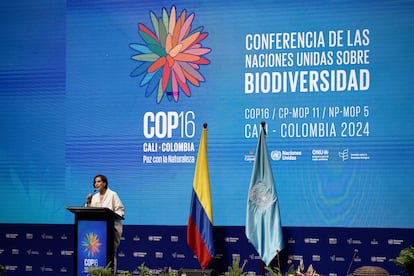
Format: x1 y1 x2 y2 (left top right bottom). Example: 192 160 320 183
82 232 102 257
130 6 211 103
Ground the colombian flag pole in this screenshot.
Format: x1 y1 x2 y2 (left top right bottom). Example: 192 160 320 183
187 123 215 269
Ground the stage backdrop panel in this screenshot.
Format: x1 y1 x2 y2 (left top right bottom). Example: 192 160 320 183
0 224 413 275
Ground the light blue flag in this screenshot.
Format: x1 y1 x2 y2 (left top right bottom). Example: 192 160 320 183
245 123 284 266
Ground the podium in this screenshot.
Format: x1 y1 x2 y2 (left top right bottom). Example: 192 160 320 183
67 207 123 276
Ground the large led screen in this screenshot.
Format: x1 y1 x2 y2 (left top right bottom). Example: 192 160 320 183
0 0 413 228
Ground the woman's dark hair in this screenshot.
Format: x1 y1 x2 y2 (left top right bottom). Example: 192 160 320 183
93 174 108 189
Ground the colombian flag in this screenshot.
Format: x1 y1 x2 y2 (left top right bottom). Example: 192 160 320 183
187 123 215 269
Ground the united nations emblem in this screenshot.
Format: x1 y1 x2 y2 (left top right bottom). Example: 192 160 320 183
249 181 275 211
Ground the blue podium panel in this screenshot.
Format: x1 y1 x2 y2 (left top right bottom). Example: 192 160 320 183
77 220 107 276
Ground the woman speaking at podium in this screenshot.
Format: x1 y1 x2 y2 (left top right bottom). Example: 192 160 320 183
85 174 125 271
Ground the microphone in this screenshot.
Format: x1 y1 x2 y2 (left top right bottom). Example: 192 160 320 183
86 189 96 205
346 249 358 276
